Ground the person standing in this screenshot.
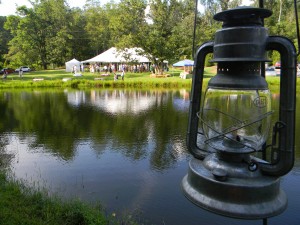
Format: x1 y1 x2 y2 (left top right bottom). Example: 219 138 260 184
19 67 23 78
73 65 77 74
114 72 118 81
2 68 8 79
121 70 125 80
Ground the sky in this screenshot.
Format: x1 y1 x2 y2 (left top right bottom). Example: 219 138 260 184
0 0 87 16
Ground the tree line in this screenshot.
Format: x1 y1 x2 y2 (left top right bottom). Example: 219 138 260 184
0 0 299 71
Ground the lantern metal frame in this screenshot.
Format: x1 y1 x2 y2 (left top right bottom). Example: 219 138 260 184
182 6 297 220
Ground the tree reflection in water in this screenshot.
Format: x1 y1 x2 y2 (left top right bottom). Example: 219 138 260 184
0 89 190 167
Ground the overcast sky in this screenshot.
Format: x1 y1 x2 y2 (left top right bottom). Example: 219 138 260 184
0 0 87 16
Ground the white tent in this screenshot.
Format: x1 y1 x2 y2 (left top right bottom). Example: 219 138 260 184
65 58 81 72
81 47 151 63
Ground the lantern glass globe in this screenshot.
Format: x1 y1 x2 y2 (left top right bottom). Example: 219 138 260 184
201 88 272 153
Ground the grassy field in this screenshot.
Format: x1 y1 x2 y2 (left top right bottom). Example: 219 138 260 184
0 67 290 93
1 66 295 92
0 67 218 89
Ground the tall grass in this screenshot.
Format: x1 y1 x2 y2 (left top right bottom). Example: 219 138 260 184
0 173 105 225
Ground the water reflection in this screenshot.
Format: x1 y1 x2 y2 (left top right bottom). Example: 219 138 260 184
66 90 162 115
0 89 190 166
0 89 299 225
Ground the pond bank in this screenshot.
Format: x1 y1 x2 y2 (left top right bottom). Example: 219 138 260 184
0 155 138 225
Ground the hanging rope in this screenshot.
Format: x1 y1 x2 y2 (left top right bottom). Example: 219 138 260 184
294 0 300 55
192 0 198 59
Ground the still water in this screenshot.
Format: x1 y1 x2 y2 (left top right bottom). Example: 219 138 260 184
1 89 300 225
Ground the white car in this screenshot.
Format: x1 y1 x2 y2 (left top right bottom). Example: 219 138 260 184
265 67 277 76
15 66 31 72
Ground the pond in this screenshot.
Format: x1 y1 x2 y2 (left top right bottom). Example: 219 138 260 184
0 89 300 225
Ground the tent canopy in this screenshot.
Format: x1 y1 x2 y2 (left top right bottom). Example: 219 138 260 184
82 47 151 63
65 58 81 72
173 59 194 67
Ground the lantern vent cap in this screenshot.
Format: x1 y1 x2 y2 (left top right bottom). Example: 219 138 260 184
214 7 272 27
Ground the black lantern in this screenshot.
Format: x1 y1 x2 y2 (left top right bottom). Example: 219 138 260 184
182 7 297 219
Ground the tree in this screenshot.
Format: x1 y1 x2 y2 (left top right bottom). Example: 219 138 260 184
5 0 77 69
5 2 52 68
2 0 300 69
65 8 92 62
0 16 13 68
84 3 111 55
262 0 297 64
4 10 39 68
108 0 148 47
124 0 196 74
198 0 241 33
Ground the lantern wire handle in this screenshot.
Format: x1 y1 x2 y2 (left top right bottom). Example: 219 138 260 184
197 110 273 151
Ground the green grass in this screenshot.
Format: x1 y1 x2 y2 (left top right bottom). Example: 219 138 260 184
0 150 139 225
0 173 105 225
0 67 217 89
2 67 296 92
0 171 142 225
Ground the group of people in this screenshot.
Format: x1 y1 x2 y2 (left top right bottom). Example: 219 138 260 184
85 63 150 74
70 63 126 81
87 63 118 73
69 62 163 81
86 63 127 81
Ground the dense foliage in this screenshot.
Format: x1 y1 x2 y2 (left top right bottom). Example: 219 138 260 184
0 0 299 71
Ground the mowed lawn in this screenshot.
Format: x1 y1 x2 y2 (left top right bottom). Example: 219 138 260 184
2 68 180 82
0 67 202 89
1 66 218 82
0 66 293 92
